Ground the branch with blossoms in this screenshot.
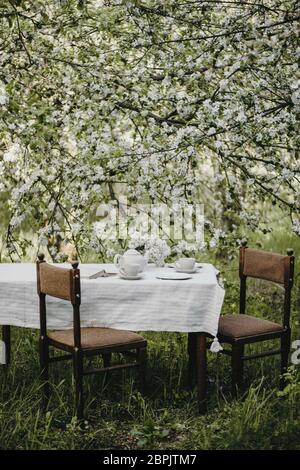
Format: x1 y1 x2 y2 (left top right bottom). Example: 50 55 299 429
0 0 299 262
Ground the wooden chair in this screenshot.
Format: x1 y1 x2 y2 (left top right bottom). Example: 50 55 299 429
217 241 294 396
36 254 147 419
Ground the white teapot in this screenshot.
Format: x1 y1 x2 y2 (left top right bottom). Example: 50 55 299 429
114 249 148 273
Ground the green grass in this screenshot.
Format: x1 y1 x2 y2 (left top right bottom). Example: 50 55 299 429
1 231 300 450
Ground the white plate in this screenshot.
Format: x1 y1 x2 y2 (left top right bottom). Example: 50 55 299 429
156 274 192 280
119 273 144 280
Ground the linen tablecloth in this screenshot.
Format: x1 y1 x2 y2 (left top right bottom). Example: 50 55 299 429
0 263 224 337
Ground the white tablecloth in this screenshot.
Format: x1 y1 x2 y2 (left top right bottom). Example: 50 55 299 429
0 263 225 336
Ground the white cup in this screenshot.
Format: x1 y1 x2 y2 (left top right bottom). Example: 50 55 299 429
175 257 195 271
120 263 140 277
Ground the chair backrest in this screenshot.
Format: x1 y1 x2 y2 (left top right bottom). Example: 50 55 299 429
37 262 75 302
238 241 295 328
240 245 294 287
36 254 81 346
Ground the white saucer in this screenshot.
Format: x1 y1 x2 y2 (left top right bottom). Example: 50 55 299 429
119 272 144 280
156 274 192 280
168 263 202 270
175 267 200 274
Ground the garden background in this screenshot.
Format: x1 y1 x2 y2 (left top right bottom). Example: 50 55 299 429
0 0 300 449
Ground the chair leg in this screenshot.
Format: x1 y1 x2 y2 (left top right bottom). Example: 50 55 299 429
280 330 291 390
103 353 111 368
195 333 207 413
39 335 49 409
231 343 243 398
187 333 196 389
2 326 11 368
73 348 84 420
138 347 147 395
102 353 111 386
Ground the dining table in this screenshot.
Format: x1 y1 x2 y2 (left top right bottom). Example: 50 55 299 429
0 262 225 408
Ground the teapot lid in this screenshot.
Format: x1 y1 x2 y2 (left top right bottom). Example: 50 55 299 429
124 249 140 256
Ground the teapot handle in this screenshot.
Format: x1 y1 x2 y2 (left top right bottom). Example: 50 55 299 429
114 254 122 268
